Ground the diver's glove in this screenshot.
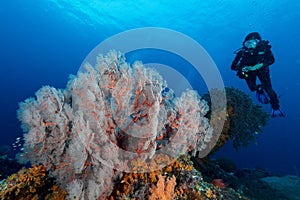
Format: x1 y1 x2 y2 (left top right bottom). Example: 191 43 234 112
256 86 269 104
271 108 285 118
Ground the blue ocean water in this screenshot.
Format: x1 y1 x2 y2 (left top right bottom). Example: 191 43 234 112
0 0 299 176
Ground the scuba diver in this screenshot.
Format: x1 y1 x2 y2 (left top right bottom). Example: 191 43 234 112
231 32 285 117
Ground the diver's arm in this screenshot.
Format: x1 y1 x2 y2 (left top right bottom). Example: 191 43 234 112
231 51 243 70
247 47 275 71
264 50 275 66
260 42 275 67
246 63 263 71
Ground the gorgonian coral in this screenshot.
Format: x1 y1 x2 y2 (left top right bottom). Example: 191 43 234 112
17 50 214 199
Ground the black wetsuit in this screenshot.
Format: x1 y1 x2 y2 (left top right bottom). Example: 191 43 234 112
231 40 280 110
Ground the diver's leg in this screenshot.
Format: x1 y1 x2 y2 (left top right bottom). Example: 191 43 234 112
257 68 279 109
245 72 258 92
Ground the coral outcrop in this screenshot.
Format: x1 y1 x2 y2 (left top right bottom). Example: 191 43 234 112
16 50 214 199
202 87 269 152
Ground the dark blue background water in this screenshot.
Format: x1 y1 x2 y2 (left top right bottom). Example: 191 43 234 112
1 0 299 175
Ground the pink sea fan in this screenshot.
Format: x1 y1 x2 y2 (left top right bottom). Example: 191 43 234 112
17 50 213 198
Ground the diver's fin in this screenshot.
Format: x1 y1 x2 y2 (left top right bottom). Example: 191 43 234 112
271 108 285 118
256 90 269 104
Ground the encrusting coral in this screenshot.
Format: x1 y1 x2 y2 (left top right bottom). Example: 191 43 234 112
0 164 67 200
16 50 214 199
107 154 248 200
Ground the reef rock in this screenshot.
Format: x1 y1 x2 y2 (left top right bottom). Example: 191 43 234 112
260 175 300 200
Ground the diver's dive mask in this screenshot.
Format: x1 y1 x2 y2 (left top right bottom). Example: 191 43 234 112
244 39 259 49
